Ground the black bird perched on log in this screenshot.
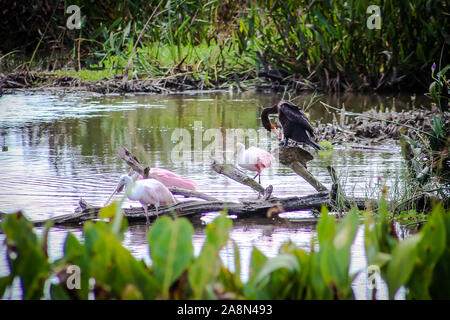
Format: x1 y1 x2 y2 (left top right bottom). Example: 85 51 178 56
261 100 322 150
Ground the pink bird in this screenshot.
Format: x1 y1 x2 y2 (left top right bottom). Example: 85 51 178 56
105 174 176 225
236 142 275 185
147 167 196 190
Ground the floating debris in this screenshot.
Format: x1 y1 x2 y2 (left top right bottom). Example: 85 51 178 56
315 107 450 146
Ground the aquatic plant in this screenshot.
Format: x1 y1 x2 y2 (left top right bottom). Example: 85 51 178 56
399 63 449 211
1 200 449 300
0 1 447 91
365 199 450 299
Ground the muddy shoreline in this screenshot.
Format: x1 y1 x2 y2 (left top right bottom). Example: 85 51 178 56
0 71 278 94
0 71 428 95
1 71 447 148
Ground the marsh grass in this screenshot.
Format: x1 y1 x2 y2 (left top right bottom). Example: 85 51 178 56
1 0 447 91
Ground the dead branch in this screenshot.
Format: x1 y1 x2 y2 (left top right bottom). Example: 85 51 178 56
211 158 266 195
275 146 327 192
169 187 219 202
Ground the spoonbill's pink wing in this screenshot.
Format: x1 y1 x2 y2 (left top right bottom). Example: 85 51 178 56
149 167 196 190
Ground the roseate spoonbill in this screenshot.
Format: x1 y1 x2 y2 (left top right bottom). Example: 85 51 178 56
236 142 275 185
147 167 196 190
105 174 176 225
261 100 322 150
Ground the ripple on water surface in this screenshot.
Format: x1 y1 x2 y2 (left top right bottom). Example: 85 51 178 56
0 91 408 299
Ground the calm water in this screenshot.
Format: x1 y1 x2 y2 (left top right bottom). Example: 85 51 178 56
0 90 421 299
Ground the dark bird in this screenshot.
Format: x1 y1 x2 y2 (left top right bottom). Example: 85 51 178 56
261 100 322 150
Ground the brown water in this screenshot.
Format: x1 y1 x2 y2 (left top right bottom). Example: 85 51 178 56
0 90 423 299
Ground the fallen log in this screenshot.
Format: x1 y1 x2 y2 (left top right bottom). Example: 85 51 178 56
31 145 372 226
32 191 372 226
211 158 266 195
275 146 327 192
169 187 219 202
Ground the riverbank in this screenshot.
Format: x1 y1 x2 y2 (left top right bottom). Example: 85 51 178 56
1 2 447 94
1 72 447 148
0 70 283 94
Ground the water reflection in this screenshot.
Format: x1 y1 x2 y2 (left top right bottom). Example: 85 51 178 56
0 91 409 218
0 90 413 299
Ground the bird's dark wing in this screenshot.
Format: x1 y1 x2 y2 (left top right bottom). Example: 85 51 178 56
279 102 315 137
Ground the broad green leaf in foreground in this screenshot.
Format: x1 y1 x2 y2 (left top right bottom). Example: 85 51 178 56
148 217 194 296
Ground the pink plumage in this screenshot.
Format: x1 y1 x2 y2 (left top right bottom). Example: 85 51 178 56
105 174 176 225
236 143 275 185
137 178 176 207
137 168 196 190
149 168 196 190
254 151 275 174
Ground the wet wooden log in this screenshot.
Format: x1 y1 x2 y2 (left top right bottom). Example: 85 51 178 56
31 191 372 226
211 145 326 195
275 146 327 192
211 158 266 195
32 192 329 226
169 187 219 202
116 146 149 177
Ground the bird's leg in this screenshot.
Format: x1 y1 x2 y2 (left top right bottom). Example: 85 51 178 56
252 173 259 180
257 173 262 199
155 205 159 219
143 206 150 226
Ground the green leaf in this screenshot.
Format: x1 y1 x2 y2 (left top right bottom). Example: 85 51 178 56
188 213 232 299
232 240 242 287
0 275 14 298
81 221 158 299
429 208 450 299
314 10 337 37
248 247 268 283
316 206 335 245
49 283 71 300
1 212 50 299
99 201 119 219
255 254 299 283
386 234 422 299
416 204 446 266
432 116 443 138
148 217 194 296
407 204 447 299
436 65 450 79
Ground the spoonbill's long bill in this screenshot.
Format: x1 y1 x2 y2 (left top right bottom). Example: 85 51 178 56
236 142 275 185
105 174 176 225
261 100 321 150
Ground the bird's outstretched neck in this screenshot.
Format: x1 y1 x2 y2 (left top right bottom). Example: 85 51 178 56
261 105 278 132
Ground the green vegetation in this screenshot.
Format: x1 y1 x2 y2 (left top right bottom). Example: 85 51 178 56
365 200 450 299
52 69 114 82
1 200 449 300
398 63 449 212
1 0 448 91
